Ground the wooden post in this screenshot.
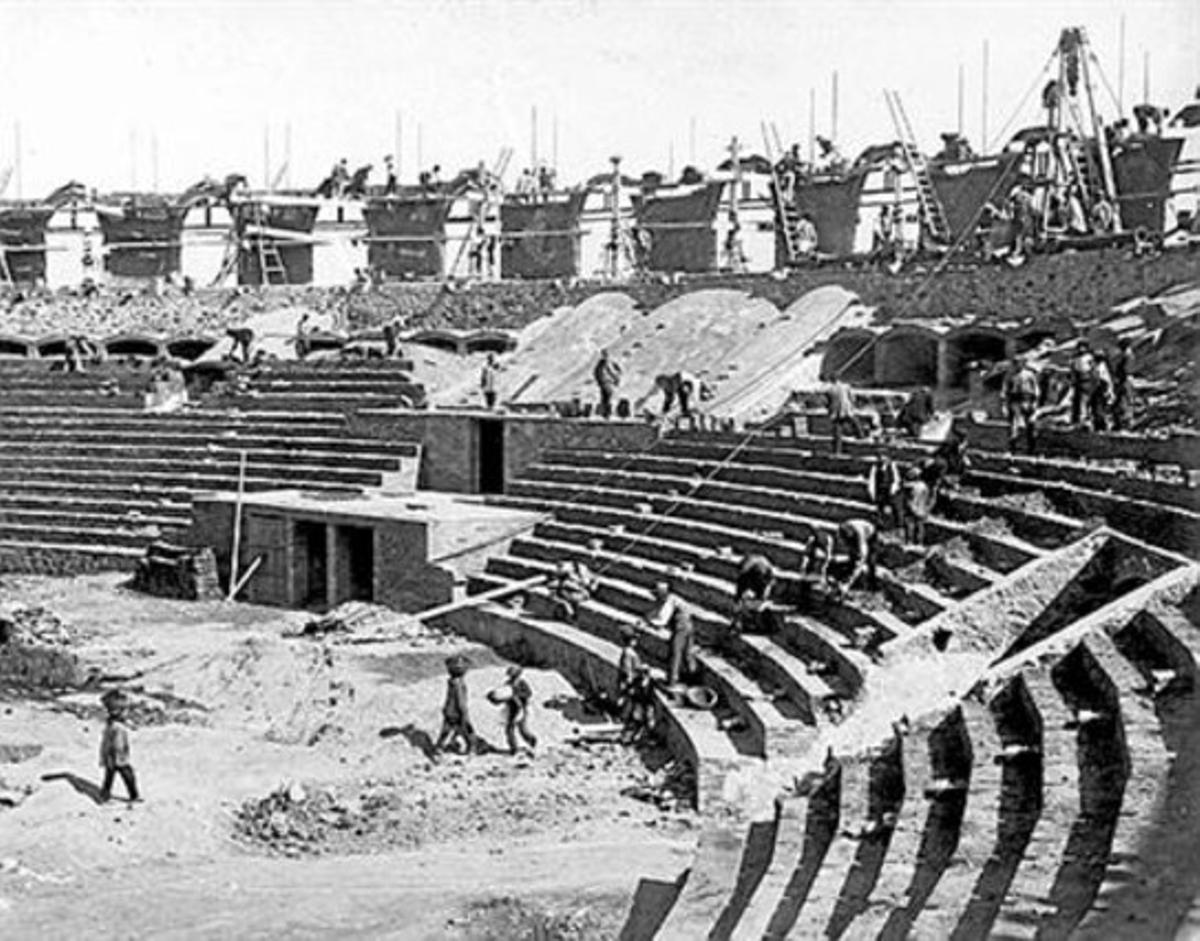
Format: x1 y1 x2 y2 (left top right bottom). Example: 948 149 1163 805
227 451 248 600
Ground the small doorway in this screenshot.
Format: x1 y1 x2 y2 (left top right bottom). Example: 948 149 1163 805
294 521 328 609
478 418 505 494
336 525 375 602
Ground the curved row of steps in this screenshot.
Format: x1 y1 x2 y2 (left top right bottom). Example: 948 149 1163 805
0 386 421 571
699 428 1200 557
652 572 1200 939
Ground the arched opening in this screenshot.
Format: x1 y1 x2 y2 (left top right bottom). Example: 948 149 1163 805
943 328 1009 389
37 337 70 359
820 329 876 383
166 337 218 362
409 331 462 354
464 332 517 355
0 336 33 358
105 336 163 359
875 327 938 387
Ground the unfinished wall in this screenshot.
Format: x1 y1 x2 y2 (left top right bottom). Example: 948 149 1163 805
350 409 657 494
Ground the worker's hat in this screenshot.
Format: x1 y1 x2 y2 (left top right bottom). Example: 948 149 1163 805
505 664 522 679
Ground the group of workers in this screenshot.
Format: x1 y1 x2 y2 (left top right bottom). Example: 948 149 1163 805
1002 338 1134 453
540 504 905 738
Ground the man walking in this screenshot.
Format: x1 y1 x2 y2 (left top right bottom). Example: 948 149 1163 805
502 666 538 756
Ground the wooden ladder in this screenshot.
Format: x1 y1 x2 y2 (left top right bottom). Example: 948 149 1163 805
761 121 805 264
253 203 289 285
449 146 514 279
884 89 952 245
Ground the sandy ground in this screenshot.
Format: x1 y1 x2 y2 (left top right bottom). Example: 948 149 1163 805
0 574 696 939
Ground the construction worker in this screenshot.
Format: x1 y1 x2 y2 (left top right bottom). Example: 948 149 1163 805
795 213 818 256
433 655 475 756
1003 356 1040 453
735 553 775 604
1112 338 1134 431
333 159 350 197
643 580 696 688
550 558 597 622
1091 352 1114 432
732 553 776 637
593 348 622 419
502 666 538 756
901 466 931 548
826 378 862 455
866 451 904 531
897 386 934 438
294 313 312 360
616 627 646 739
658 371 696 418
1070 341 1096 427
383 155 398 195
833 518 879 600
480 353 500 409
226 326 254 364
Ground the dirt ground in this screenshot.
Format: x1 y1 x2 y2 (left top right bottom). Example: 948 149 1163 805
0 574 696 940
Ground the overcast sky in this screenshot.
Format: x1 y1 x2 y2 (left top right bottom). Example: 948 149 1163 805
1 0 1196 196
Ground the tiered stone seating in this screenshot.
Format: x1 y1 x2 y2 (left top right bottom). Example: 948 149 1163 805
211 360 427 411
0 370 420 572
646 559 1200 938
742 425 1200 557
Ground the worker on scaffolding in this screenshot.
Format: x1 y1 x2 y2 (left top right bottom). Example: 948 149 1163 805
383 154 398 195
479 353 500 409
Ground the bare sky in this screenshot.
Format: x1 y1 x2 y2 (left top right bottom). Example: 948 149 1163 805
1 0 1196 196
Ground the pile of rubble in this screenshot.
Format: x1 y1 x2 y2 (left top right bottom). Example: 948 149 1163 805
233 782 353 857
0 606 82 690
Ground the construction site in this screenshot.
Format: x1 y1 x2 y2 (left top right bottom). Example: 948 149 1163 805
2 5 1200 940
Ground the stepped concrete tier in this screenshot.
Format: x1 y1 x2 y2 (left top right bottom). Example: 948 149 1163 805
628 523 1200 938
0 366 422 574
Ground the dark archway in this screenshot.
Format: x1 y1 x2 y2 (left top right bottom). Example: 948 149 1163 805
820 329 876 383
943 327 1009 389
876 326 938 387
